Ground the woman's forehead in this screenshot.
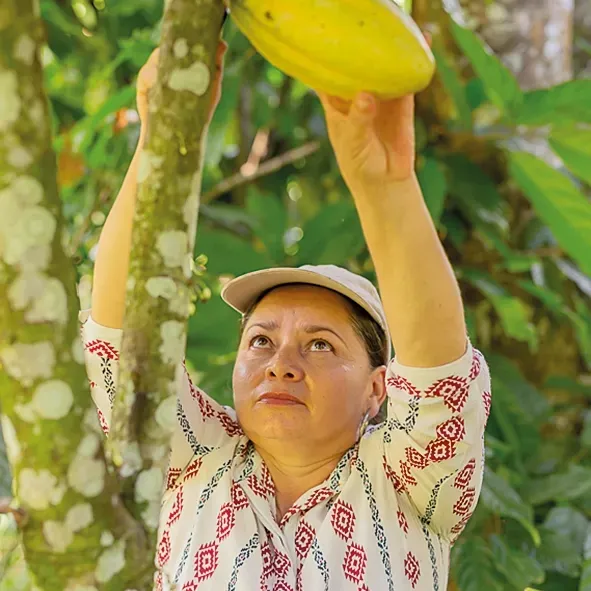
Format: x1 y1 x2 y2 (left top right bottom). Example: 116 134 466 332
251 284 351 321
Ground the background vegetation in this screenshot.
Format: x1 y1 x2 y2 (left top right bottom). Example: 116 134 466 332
1 0 591 589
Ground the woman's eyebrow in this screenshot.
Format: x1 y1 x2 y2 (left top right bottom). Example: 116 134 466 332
303 325 346 345
247 320 279 332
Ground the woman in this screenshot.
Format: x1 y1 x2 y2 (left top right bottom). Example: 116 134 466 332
81 38 491 590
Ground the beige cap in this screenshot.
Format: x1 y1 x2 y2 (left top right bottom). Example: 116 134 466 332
221 264 391 357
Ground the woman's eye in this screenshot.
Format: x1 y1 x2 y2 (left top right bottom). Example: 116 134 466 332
250 335 271 348
310 339 333 352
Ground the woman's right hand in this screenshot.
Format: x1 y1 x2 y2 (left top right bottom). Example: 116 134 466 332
136 40 229 131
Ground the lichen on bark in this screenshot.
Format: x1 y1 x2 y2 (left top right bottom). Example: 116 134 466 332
0 2 149 589
106 0 225 549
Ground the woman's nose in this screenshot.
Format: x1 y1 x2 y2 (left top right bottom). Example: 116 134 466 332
265 352 304 381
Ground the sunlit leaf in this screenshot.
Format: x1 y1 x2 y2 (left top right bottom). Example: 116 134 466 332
449 20 523 116
508 151 591 276
514 80 591 126
549 126 591 186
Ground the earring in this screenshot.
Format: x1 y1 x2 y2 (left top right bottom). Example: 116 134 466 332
357 410 371 441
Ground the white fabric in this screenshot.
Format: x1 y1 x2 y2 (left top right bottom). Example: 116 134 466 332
81 312 491 591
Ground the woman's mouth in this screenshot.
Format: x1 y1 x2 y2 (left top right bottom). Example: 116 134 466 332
257 392 304 406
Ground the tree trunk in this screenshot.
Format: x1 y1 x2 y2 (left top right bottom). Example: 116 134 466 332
459 0 574 89
0 2 148 589
574 0 591 77
107 0 225 550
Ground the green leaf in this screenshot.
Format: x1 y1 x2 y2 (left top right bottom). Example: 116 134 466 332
514 80 591 126
461 270 537 348
451 538 506 591
432 42 472 129
549 126 591 186
480 468 540 546
70 85 136 153
194 228 273 277
417 157 447 224
245 187 288 263
537 526 583 578
446 154 509 238
544 507 589 554
490 534 545 590
295 201 365 266
487 354 550 423
523 464 591 506
508 151 591 276
449 20 522 116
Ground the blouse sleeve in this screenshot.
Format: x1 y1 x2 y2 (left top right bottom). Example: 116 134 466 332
381 340 491 542
79 310 242 487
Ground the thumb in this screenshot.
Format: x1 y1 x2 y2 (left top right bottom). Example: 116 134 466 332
346 92 377 145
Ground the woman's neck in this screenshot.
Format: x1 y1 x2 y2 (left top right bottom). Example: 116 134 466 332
256 447 344 521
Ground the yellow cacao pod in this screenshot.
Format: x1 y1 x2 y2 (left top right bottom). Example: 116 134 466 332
229 0 435 100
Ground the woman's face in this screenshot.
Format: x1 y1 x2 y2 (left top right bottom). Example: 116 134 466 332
232 285 386 454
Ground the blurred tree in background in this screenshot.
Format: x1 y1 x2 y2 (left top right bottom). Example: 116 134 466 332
1 0 591 589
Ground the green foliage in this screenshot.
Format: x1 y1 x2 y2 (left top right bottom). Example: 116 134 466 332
1 1 590 589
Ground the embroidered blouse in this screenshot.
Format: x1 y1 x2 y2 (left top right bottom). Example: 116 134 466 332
80 311 491 591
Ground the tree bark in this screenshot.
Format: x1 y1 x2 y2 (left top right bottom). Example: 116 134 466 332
107 0 225 550
574 0 591 77
0 2 149 589
459 0 574 89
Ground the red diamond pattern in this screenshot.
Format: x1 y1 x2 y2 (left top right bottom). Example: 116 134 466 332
156 529 171 568
85 339 119 360
185 457 202 481
436 416 466 442
181 582 198 591
453 487 476 516
273 583 294 591
248 474 271 498
425 376 469 413
331 500 356 541
295 520 315 560
386 374 420 397
397 509 409 535
342 542 367 584
405 446 428 469
383 456 405 493
451 513 473 536
261 541 273 578
194 541 219 582
274 551 290 578
301 487 333 513
154 570 163 591
425 438 456 463
454 458 476 489
399 460 417 487
216 502 235 542
166 467 182 490
167 488 183 526
404 552 421 588
231 481 249 510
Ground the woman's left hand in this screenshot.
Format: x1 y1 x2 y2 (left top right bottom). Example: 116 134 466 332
317 90 416 189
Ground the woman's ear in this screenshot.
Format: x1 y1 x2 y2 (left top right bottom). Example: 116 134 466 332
368 365 387 418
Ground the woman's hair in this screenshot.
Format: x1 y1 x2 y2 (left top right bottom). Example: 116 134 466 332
238 284 389 368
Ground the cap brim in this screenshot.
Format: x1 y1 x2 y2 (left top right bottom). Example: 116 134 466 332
220 267 381 327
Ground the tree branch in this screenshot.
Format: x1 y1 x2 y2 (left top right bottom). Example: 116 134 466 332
201 140 322 204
